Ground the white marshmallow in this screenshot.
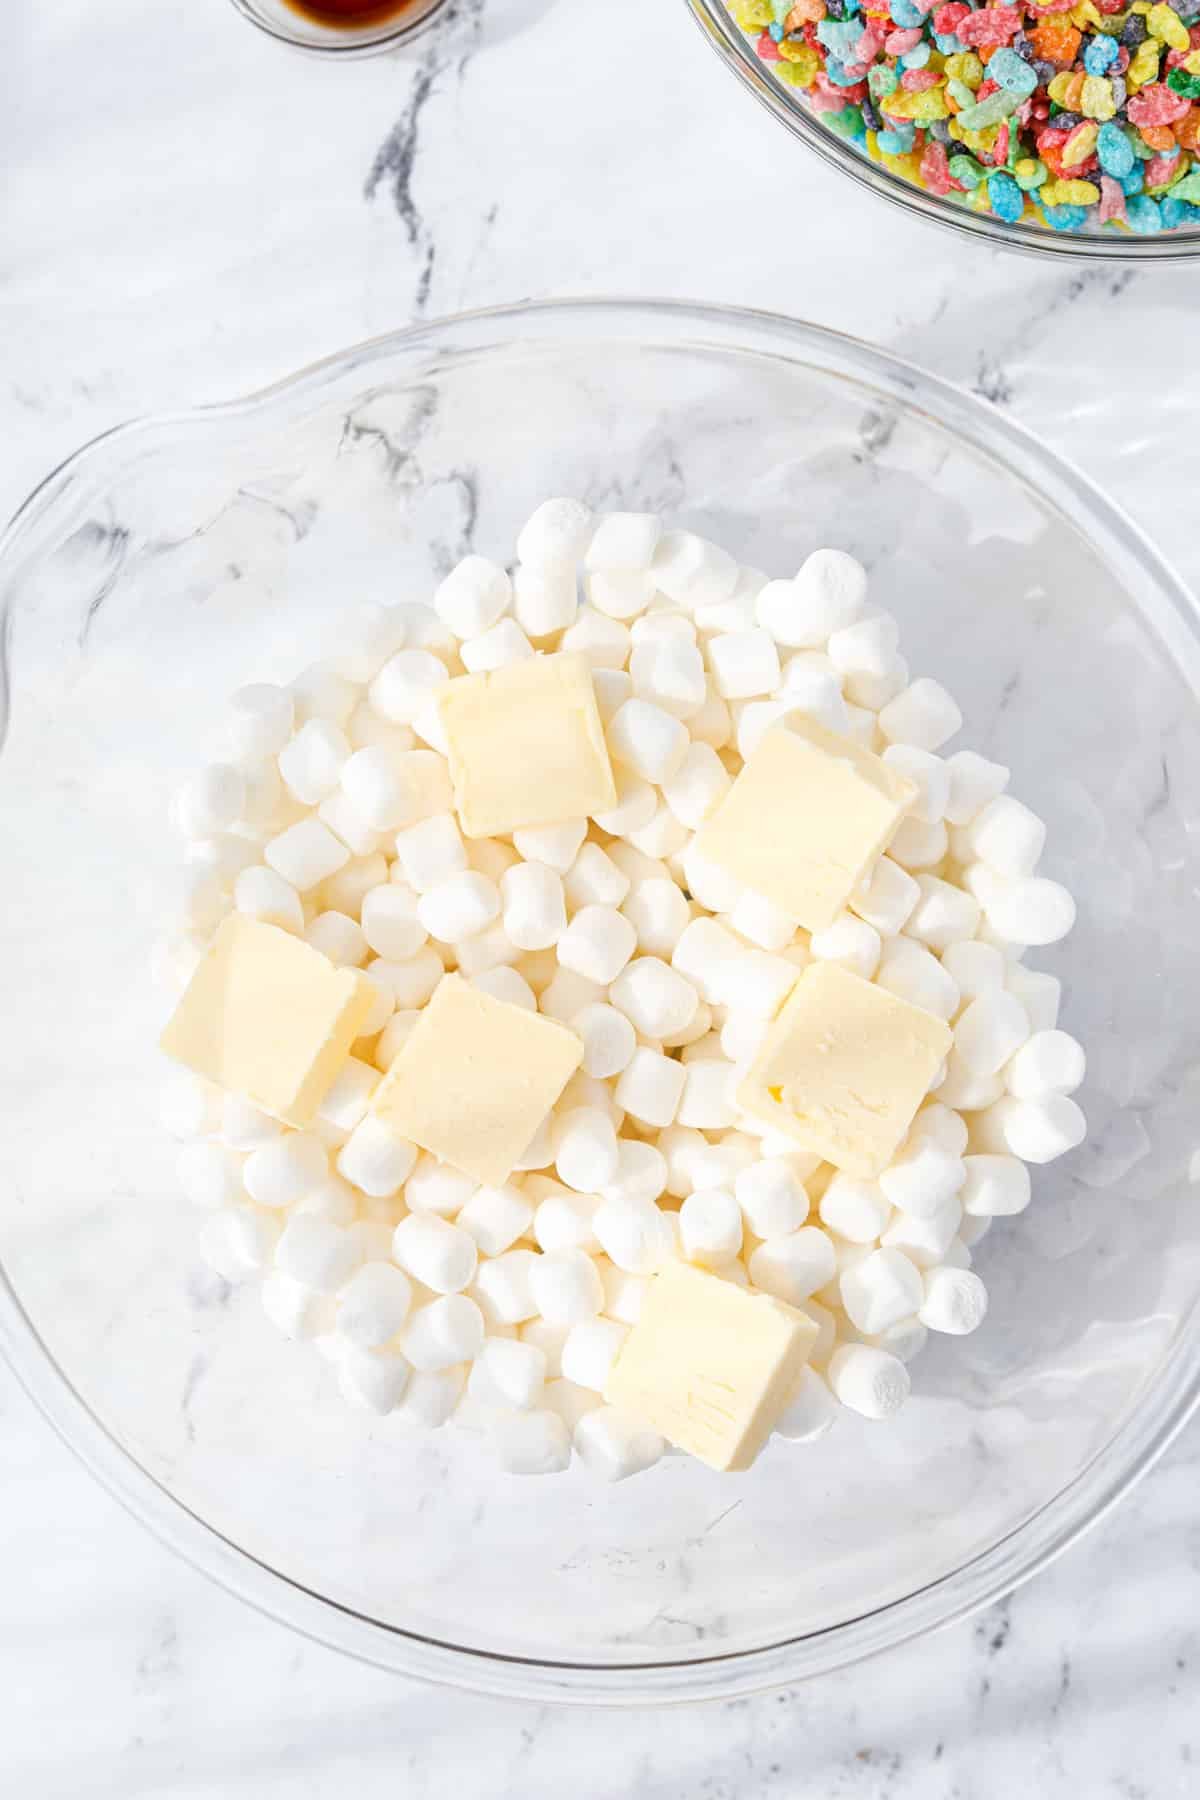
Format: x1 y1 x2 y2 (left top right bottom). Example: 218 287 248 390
1005 965 1061 1033
676 1059 738 1130
610 956 698 1038
395 1365 466 1428
520 1317 569 1379
688 688 733 750
651 531 738 611
557 905 638 984
878 678 962 752
1005 1030 1085 1100
826 1343 910 1419
492 1409 572 1475
586 511 662 571
809 913 881 980
434 555 512 639
365 947 443 1011
955 990 1031 1077
243 1133 327 1208
316 1057 378 1134
538 966 605 1024
734 698 793 761
512 818 588 872
264 819 349 893
369 650 448 726
469 1337 547 1411
827 612 900 679
227 683 294 759
418 870 501 944
277 720 350 807
942 750 1010 825
317 790 385 857
614 1047 686 1129
774 1367 839 1443
875 938 959 1022
973 1094 1086 1164
560 1317 629 1392
621 879 690 957
410 695 450 755
401 1294 485 1370
392 1212 478 1294
261 1271 333 1340
607 698 689 784
499 862 567 952
347 701 415 755
840 1247 923 1334
964 795 1046 878
542 1377 601 1434
512 562 579 637
460 618 535 673
234 865 304 934
589 570 657 623
849 856 919 935
572 1002 637 1079
678 1188 743 1268
730 888 799 954
221 1093 282 1151
405 1155 477 1218
819 1173 891 1244
472 966 537 1012
910 1102 969 1156
600 1139 668 1208
592 1194 675 1274
573 1405 665 1480
275 1215 362 1294
597 1260 649 1327
321 851 389 919
880 1197 962 1268
748 1228 837 1305
844 658 909 712
719 1011 767 1065
735 1158 810 1237
340 746 431 833
756 556 864 651
985 877 1076 948
625 802 689 860
554 1107 620 1193
358 886 425 963
174 763 247 838
529 1247 604 1326
516 497 593 569
775 664 851 735
337 1117 418 1197
720 947 798 1018
707 629 781 700
933 1051 1004 1113
904 874 980 952
888 815 948 871
200 1205 281 1278
394 813 467 893
880 745 948 824
534 1189 600 1255
337 1344 411 1416
294 1172 358 1226
941 939 1005 1003
564 844 631 910
185 834 259 890
662 743 732 832
878 1141 965 1219
631 612 696 648
472 1248 540 1324
919 1265 988 1335
960 1154 1031 1218
680 841 745 914
593 771 658 836
559 608 631 670
291 662 360 727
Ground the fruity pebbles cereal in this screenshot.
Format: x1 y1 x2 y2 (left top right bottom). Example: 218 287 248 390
728 0 1200 235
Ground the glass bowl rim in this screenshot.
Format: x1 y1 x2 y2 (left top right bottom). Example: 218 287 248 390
2 296 1198 1704
227 0 448 57
684 0 1200 265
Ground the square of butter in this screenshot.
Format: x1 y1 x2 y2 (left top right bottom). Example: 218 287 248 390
695 721 916 932
605 1263 819 1473
737 960 951 1179
370 974 582 1186
160 913 375 1128
438 652 617 839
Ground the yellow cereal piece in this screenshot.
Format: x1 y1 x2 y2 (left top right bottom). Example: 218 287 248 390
1148 1 1190 47
778 38 819 79
1043 177 1101 205
731 0 774 24
945 50 983 86
881 150 924 181
1062 121 1099 165
1081 75 1117 119
907 88 951 122
1070 0 1103 25
958 124 1000 153
1185 48 1200 72
1128 38 1162 85
947 115 965 140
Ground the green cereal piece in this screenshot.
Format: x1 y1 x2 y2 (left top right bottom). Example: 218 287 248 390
948 154 985 188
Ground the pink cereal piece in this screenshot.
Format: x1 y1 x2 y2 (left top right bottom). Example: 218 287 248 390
921 139 954 194
856 27 885 58
902 66 943 89
886 26 925 51
1098 175 1127 223
957 3 1021 41
1145 150 1184 186
1128 83 1192 126
994 122 1011 160
756 29 781 58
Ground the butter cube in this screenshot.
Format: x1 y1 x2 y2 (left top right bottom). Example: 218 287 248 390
737 961 951 1178
605 1263 819 1472
160 914 375 1128
695 721 916 932
370 973 583 1186
438 652 617 839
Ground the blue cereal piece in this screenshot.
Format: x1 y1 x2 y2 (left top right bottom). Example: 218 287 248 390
817 18 863 54
988 47 1038 96
1043 203 1089 231
878 122 917 152
987 171 1025 221
1083 33 1119 74
1125 194 1164 234
1096 121 1135 179
900 40 931 67
933 30 962 51
1120 162 1146 196
826 57 869 85
889 0 926 25
769 20 784 39
1161 196 1200 228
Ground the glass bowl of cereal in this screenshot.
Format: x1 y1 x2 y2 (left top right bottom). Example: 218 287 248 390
1 299 1198 1702
688 0 1200 257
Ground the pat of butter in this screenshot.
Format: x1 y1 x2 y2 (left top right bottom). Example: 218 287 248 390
438 652 617 839
737 960 951 1179
605 1263 819 1473
695 721 916 932
370 973 583 1186
160 913 375 1128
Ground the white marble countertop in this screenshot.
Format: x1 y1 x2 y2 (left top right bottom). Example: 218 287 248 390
4 2 1200 1794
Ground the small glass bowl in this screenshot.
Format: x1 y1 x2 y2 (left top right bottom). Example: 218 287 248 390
229 0 448 57
686 0 1200 262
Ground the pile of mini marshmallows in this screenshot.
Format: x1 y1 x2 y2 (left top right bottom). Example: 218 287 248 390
158 500 1086 1480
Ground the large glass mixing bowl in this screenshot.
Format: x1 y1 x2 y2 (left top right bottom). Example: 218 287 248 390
1 300 1198 1703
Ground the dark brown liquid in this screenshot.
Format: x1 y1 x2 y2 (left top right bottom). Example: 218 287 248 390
282 0 425 26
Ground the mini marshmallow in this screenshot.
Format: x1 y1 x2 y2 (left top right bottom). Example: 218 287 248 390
369 650 448 726
542 1376 601 1434
955 990 1031 1077
610 956 698 1039
264 819 349 892
880 745 949 824
942 939 1005 1003
573 1404 665 1480
516 497 593 569
321 851 389 919
200 1205 281 1278
520 1317 569 1378
849 856 919 936
909 1102 969 1156
880 1197 962 1268
688 689 733 751
734 698 793 762
593 771 658 836
809 913 881 981
919 1265 988 1335
318 790 385 857
774 1367 839 1443
554 1107 620 1193
174 763 247 838
243 1133 328 1208
365 947 444 1011
538 966 605 1024
983 877 1076 948
819 1173 891 1244
878 1141 965 1219
405 1155 477 1218
826 1343 910 1419
261 1271 333 1340
560 1317 629 1393
586 511 662 571
317 1057 379 1134
337 1116 418 1197
720 947 797 1018
756 548 866 649
878 678 962 752
651 531 738 611
707 629 781 701
401 1294 485 1370
572 1002 637 1079
678 1188 743 1269
735 1158 810 1237
888 815 948 871
277 720 351 807
359 886 425 962
434 556 512 639
934 1052 1003 1113
491 1409 572 1475
1005 1030 1086 1100
347 701 415 755
472 966 537 1012
221 1093 282 1151
592 1194 675 1274
392 1212 478 1294
607 698 690 785
294 1172 359 1226
748 1227 837 1305
186 834 260 890
394 812 467 893
373 1011 419 1071
965 795 1046 879
227 683 294 759
840 1247 924 1335
775 664 850 735
290 662 360 727
662 743 731 831
534 1189 600 1255
600 1139 668 1208
597 1260 649 1327
512 562 579 637
460 618 535 674
557 905 638 984
1006 965 1061 1034
499 862 567 952
625 802 689 860
590 569 659 622
904 874 981 953
275 1214 362 1294
417 870 501 944
512 818 589 872
234 865 304 934
720 1011 767 1065
472 1248 540 1324
827 612 900 679
730 888 799 954
875 937 959 1022
564 844 631 911
614 1047 686 1129
629 637 707 716
337 1344 411 1416
673 915 746 1003
559 609 631 670
394 1364 465 1429
676 1059 738 1130
469 1337 547 1411
973 1094 1086 1165
680 843 744 915
844 658 909 713
960 1153 1031 1218
943 751 1010 826
529 1247 605 1326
